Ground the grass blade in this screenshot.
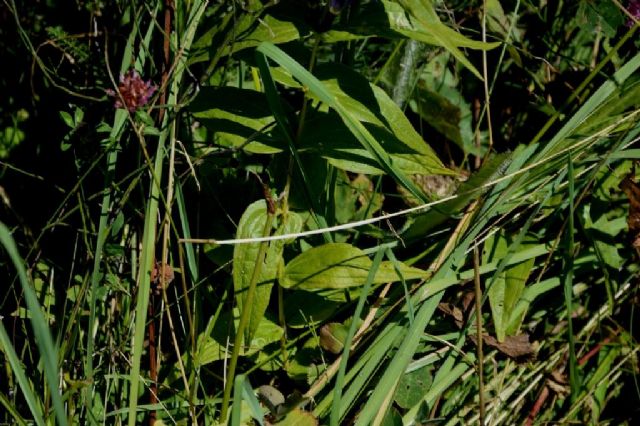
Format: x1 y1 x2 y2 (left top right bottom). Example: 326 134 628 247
0 222 68 426
330 247 385 426
565 154 579 401
0 320 45 426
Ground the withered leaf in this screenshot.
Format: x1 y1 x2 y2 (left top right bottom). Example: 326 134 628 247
319 323 347 354
438 303 464 328
469 333 535 359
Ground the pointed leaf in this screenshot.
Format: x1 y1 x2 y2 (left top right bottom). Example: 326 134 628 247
483 231 535 342
282 243 428 290
189 86 286 154
233 201 302 343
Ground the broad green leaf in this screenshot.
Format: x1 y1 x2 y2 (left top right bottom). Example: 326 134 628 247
483 231 535 342
294 63 453 176
257 42 432 204
299 110 447 175
281 243 428 290
409 51 477 155
283 289 343 328
189 87 286 154
233 200 302 343
582 204 624 269
194 309 284 366
394 365 433 409
579 0 624 38
192 12 308 64
223 14 307 55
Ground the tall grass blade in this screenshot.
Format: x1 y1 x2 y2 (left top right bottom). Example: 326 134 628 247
0 320 45 426
330 248 385 426
85 10 155 413
565 154 579 401
0 222 68 426
126 2 207 424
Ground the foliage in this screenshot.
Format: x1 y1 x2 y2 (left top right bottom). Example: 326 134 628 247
1 0 640 425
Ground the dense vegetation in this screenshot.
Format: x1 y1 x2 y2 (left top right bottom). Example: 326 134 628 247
1 0 640 424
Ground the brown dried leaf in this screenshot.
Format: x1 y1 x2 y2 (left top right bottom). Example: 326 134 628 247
151 262 175 294
470 333 535 359
438 302 464 328
547 370 569 396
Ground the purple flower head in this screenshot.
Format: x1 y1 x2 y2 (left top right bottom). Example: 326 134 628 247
627 0 640 27
106 69 157 112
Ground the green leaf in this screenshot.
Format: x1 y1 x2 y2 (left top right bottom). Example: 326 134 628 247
323 0 500 61
59 110 74 128
394 365 433 409
233 200 302 343
295 63 453 176
194 309 284 366
189 86 286 154
411 52 477 155
281 243 428 290
393 0 499 79
483 231 535 342
283 289 343 328
200 13 307 59
257 42 432 204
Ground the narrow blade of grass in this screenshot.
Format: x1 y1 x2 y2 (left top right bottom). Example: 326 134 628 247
0 222 68 426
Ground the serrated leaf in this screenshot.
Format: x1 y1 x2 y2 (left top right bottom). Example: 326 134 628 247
233 201 302 343
281 243 428 290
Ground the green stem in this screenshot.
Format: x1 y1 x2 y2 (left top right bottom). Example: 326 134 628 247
219 212 275 422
